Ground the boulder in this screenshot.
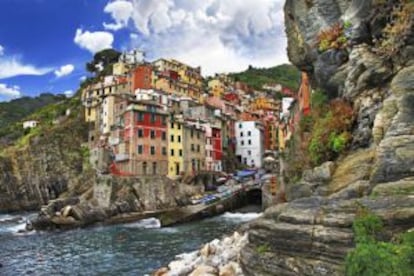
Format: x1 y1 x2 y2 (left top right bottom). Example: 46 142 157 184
189 265 217 276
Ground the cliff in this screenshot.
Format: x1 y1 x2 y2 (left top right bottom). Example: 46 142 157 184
241 0 414 274
0 97 93 212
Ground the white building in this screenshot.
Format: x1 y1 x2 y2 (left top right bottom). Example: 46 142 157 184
23 120 38 129
235 121 264 168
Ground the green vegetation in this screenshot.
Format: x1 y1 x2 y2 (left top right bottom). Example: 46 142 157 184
345 210 414 276
86 48 121 77
256 244 270 254
229 64 301 91
0 93 67 145
308 98 354 165
316 22 350 52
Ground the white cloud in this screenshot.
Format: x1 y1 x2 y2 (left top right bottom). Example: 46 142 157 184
104 0 288 75
63 90 73 97
0 83 21 101
74 28 114 54
0 45 4 56
0 57 52 79
103 0 134 30
54 64 75 78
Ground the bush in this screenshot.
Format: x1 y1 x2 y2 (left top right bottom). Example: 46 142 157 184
345 211 414 276
307 99 354 165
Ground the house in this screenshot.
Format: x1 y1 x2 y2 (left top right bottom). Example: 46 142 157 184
114 101 168 175
167 116 184 178
23 120 38 129
235 121 264 168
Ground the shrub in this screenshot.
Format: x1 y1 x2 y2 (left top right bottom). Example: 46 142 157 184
345 211 414 276
307 99 354 165
316 22 351 52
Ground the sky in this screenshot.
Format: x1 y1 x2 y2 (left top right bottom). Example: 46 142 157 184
0 0 288 102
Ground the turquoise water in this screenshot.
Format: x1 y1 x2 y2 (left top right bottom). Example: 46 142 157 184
0 209 260 276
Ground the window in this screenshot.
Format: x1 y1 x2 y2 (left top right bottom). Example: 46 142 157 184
170 135 174 142
171 149 174 156
138 145 143 154
191 129 194 137
152 162 157 174
151 113 156 123
179 149 183 157
241 132 244 137
241 140 244 146
191 144 195 151
162 147 167 155
243 158 247 165
137 112 144 121
178 124 181 130
151 130 155 139
248 150 252 156
248 140 252 145
137 129 143 137
143 162 147 175
171 122 174 128
239 123 242 128
248 131 251 136
178 136 181 143
150 146 155 155
197 145 200 152
162 132 166 140
162 116 167 125
197 132 200 139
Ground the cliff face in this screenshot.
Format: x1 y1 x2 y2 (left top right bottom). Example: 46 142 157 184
0 108 93 212
241 0 414 274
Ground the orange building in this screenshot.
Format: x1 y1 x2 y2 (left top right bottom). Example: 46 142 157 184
130 64 153 91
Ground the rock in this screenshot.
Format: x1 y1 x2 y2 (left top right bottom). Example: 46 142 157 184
286 182 313 201
303 162 335 184
153 267 169 276
200 244 212 258
189 265 217 276
372 177 414 196
61 205 72 217
329 180 370 200
219 262 243 276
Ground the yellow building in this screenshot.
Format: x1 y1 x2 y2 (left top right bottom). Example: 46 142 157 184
208 78 225 98
251 97 272 111
112 62 129 76
167 117 184 178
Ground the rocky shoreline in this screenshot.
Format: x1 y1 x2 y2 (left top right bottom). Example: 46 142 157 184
154 231 249 276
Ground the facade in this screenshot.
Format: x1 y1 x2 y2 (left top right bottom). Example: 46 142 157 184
115 101 168 175
235 121 264 168
167 117 184 178
131 64 153 91
182 123 206 175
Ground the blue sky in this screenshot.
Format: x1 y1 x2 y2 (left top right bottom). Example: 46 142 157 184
0 0 288 102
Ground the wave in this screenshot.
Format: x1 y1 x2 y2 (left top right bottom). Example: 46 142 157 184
123 218 161 229
219 212 262 222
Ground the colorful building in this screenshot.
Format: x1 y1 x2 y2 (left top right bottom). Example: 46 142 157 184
115 101 168 175
167 116 184 178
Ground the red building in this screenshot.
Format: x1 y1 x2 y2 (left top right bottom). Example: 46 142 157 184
212 127 223 164
115 101 168 175
131 64 153 91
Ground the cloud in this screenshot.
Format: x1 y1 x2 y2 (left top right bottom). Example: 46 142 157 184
63 90 73 97
54 64 75 78
74 28 114 54
0 57 52 79
104 0 288 75
0 83 21 101
0 45 4 56
103 0 133 30
80 76 87 81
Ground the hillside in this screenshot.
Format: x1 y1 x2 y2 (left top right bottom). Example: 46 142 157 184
0 93 67 145
229 64 301 91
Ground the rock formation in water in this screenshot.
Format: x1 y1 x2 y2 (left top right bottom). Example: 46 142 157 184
240 0 414 275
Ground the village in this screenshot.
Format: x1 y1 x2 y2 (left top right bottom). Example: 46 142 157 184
80 49 311 188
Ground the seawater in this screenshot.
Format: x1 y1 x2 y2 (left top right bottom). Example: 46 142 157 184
0 207 261 276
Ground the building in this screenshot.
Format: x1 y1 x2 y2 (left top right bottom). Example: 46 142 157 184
114 101 168 175
130 64 154 91
235 121 264 168
208 78 226 98
182 123 206 175
23 120 38 129
167 116 184 178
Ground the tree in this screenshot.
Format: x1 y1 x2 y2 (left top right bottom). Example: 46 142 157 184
86 49 121 76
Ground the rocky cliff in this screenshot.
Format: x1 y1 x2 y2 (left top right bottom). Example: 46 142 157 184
0 105 93 212
241 0 414 274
